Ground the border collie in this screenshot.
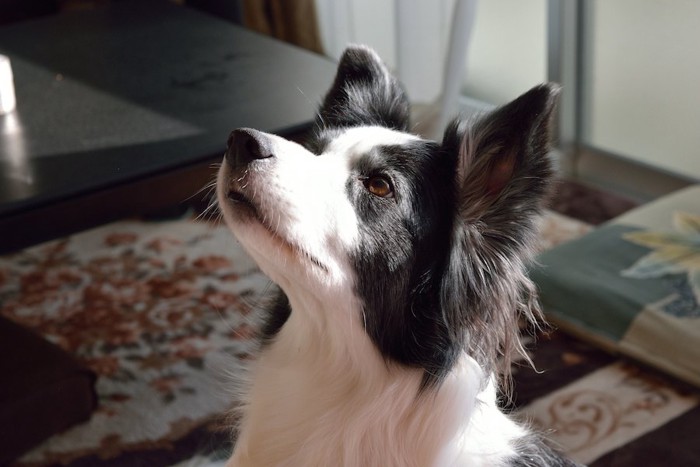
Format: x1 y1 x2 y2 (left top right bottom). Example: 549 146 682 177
216 46 579 466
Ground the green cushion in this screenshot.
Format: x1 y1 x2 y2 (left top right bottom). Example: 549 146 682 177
533 185 700 387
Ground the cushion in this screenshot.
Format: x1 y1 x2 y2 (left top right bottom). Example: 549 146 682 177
0 315 97 465
532 185 700 387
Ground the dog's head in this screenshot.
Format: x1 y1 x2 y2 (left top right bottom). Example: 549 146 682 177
217 46 559 388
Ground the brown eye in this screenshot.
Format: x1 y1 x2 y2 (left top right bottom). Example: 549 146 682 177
364 176 394 198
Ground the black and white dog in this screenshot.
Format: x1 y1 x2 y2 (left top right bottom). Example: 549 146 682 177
216 46 579 466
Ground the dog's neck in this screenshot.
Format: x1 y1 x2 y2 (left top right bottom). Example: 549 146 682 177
229 289 524 466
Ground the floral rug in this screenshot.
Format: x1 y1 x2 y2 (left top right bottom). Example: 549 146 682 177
0 218 269 466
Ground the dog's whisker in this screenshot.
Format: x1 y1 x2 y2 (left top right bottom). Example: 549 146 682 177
186 176 218 203
193 193 220 222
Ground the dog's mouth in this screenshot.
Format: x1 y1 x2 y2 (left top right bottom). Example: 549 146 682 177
226 189 258 216
224 186 329 273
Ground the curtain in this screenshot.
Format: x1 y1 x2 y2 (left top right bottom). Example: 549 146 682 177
242 0 323 54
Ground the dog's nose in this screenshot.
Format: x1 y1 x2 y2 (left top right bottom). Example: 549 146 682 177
226 128 274 167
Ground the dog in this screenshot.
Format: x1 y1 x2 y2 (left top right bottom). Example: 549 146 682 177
216 45 579 466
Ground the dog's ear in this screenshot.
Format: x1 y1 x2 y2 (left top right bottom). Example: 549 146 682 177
443 84 560 231
316 45 410 131
437 84 560 382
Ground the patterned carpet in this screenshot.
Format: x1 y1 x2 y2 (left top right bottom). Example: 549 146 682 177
1 179 663 466
0 220 265 466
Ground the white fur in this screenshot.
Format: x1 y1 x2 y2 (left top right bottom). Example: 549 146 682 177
224 289 523 467
218 126 526 467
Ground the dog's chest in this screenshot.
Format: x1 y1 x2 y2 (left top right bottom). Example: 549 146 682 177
229 328 522 467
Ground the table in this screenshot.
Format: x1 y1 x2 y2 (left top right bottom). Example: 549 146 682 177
0 0 336 253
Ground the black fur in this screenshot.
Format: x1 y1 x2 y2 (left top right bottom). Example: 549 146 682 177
311 46 560 389
315 46 410 133
437 84 559 383
345 139 458 389
510 434 584 466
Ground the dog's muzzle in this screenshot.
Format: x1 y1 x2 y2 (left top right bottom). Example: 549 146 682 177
222 128 274 218
225 128 274 168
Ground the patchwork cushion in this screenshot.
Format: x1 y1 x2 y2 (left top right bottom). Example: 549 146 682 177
0 315 97 464
533 185 700 387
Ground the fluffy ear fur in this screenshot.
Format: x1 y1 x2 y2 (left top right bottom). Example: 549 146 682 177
315 45 410 131
439 84 560 384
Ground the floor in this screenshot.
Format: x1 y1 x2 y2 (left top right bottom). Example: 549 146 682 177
550 178 639 225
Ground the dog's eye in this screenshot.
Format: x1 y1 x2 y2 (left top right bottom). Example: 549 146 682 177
364 176 394 198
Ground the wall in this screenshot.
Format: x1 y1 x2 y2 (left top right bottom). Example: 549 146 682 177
585 0 700 179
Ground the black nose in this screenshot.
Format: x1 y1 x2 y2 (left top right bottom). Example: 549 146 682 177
225 128 274 167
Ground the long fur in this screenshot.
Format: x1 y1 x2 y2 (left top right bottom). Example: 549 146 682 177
216 45 581 466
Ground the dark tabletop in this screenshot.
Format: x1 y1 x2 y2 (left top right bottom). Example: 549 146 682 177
0 0 336 252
